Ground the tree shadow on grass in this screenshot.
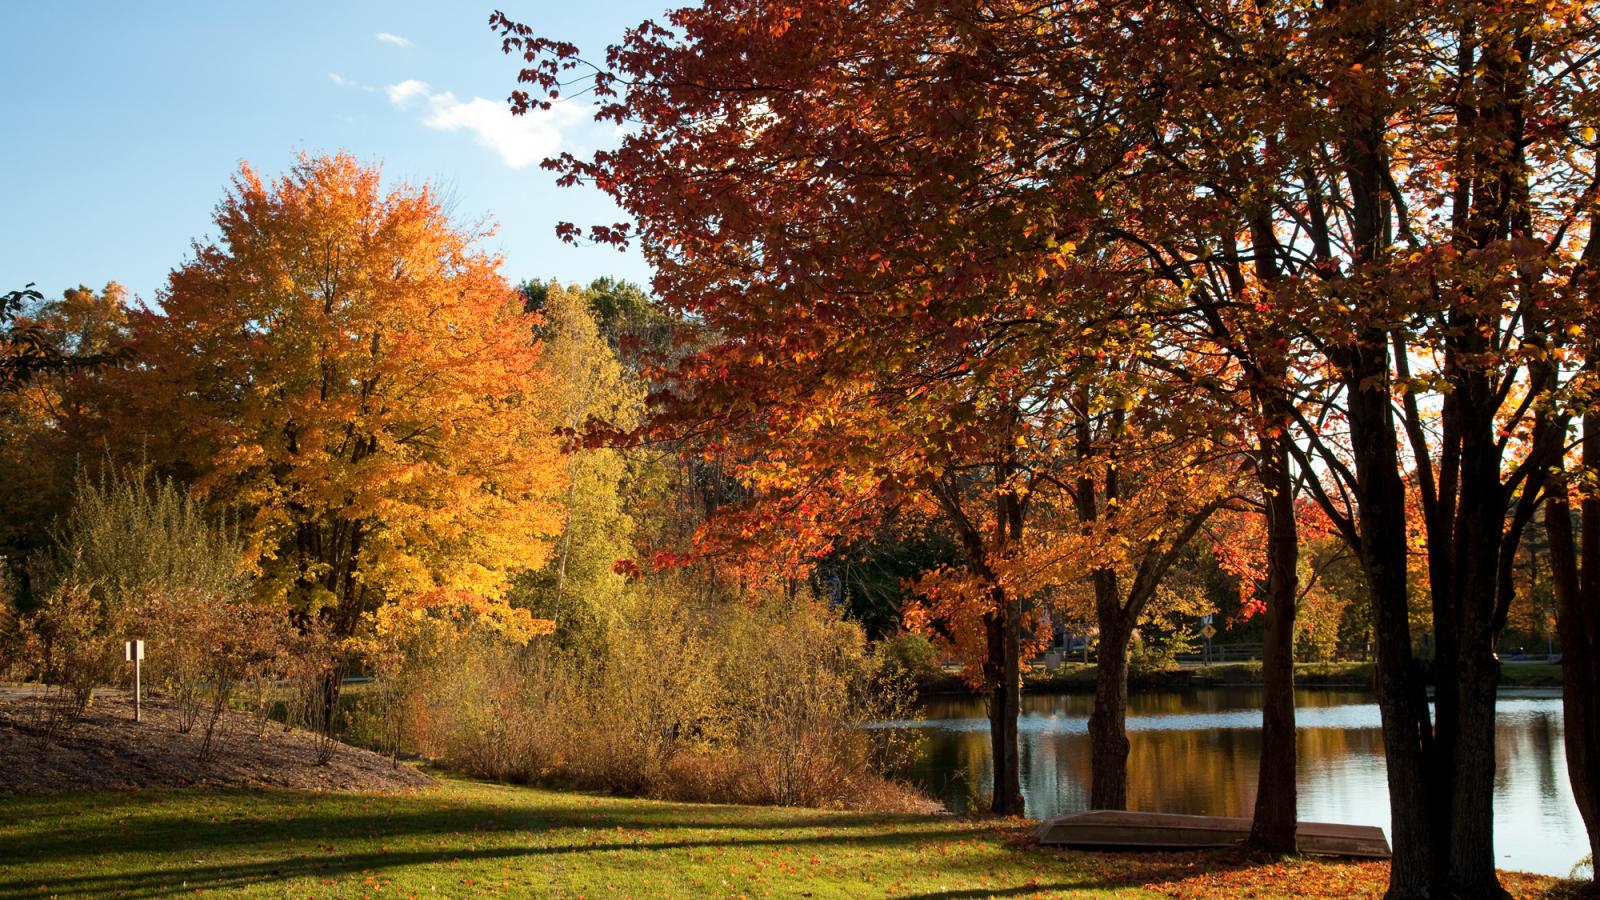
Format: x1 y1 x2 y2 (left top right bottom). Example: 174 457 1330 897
3 784 1391 899
2 824 1017 898
2 785 1001 898
4 783 940 861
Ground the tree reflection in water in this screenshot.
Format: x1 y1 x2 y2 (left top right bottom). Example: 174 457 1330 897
886 688 1582 876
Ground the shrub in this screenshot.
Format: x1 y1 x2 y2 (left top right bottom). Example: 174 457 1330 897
22 461 269 735
281 621 346 765
1128 629 1186 676
720 597 919 807
193 602 286 763
0 570 21 681
14 581 126 734
875 631 941 681
51 462 243 605
371 587 929 812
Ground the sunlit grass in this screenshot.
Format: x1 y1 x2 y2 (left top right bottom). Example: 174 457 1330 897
0 772 1580 898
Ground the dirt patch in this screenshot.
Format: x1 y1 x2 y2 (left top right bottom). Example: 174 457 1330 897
0 686 432 794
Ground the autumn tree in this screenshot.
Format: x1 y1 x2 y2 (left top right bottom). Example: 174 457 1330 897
495 6 1599 878
1546 357 1599 877
116 154 567 698
0 283 130 604
1 283 129 393
509 281 642 651
908 357 1244 810
492 0 1272 817
1048 2 1599 892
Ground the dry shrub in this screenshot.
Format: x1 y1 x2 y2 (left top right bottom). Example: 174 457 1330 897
138 589 286 756
14 581 126 736
713 597 918 807
281 621 346 765
144 590 213 733
373 589 927 812
193 603 285 763
9 461 278 752
0 572 20 681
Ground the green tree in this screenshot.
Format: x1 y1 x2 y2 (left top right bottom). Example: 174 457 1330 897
511 283 643 651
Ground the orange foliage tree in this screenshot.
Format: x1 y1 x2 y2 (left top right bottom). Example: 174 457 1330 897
495 4 1600 886
492 2 1163 814
0 283 130 598
999 365 1243 811
115 154 565 654
1059 2 1597 890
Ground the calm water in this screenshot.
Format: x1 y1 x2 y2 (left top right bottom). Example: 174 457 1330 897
882 688 1587 877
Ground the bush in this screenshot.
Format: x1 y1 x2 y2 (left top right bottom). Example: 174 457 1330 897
1128 629 1187 675
51 462 243 604
11 462 289 757
14 581 126 735
720 598 920 807
366 587 928 812
0 570 23 681
193 601 286 763
875 632 941 680
280 620 346 765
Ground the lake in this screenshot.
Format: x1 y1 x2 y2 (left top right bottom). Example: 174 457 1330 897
881 687 1588 877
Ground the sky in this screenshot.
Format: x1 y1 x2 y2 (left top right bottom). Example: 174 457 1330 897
1 1 665 308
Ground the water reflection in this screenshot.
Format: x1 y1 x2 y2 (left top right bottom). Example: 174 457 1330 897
888 688 1585 876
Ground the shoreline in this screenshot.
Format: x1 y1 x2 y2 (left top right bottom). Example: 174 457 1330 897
912 660 1565 697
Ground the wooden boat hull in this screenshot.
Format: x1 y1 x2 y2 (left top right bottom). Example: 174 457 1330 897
1034 810 1391 859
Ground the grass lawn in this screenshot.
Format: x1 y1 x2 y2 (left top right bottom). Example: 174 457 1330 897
0 773 1580 899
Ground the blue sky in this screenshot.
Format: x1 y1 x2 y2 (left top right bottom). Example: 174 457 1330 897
1 1 665 307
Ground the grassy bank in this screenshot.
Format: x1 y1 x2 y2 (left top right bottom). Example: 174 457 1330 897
915 661 1565 696
0 774 1579 898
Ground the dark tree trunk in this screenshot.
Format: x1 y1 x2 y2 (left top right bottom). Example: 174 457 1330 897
938 464 1027 819
1444 415 1510 897
986 599 1025 815
1547 414 1600 880
1250 423 1299 852
317 664 344 739
1338 332 1437 900
1331 7 1438 880
1089 576 1132 810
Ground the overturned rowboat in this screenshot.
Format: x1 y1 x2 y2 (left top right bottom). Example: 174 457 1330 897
1035 810 1391 859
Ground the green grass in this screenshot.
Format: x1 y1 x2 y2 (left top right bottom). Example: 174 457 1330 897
2 772 1581 898
0 773 1151 898
1500 663 1563 687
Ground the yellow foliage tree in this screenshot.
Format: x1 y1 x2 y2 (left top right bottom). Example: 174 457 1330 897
118 153 565 642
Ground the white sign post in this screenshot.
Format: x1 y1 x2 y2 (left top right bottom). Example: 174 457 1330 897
125 639 145 723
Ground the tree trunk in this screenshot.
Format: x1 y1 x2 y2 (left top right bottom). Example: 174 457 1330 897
1444 419 1509 897
317 664 343 739
932 466 1026 818
1547 413 1600 881
1250 424 1299 852
1089 589 1132 810
1339 334 1436 899
986 598 1024 815
1332 3 1438 875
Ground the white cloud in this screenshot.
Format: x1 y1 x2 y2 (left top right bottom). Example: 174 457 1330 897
385 79 431 107
329 72 376 92
375 32 413 48
385 80 583 169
